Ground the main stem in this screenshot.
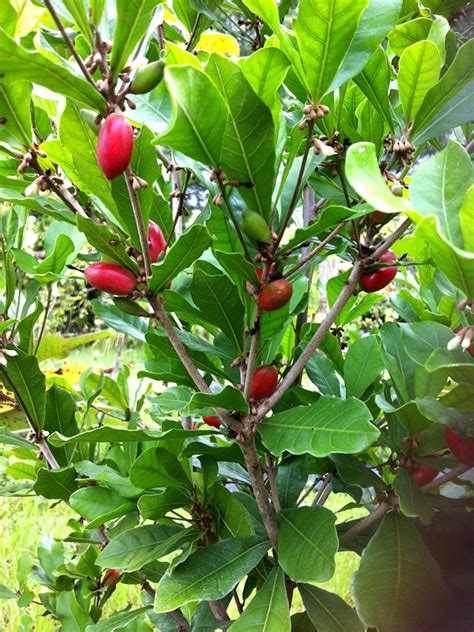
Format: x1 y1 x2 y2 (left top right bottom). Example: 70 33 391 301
125 167 152 278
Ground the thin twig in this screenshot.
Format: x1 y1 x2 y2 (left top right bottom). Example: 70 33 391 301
312 473 332 506
215 174 253 263
43 0 99 91
124 167 152 278
34 285 52 356
209 600 230 623
298 476 323 505
421 463 470 492
370 218 412 260
167 170 191 248
265 453 281 512
273 119 315 251
283 221 347 280
185 14 202 51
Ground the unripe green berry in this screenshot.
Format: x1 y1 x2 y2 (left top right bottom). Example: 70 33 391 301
241 210 270 246
130 60 165 95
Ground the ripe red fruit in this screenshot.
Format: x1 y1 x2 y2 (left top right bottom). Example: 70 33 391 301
370 211 388 223
202 416 221 428
250 365 278 400
406 461 438 487
360 250 397 293
97 114 134 180
445 426 474 466
85 262 136 295
103 569 121 588
149 221 166 263
258 279 293 312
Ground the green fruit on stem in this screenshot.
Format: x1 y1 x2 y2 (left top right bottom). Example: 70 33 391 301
241 210 271 246
130 60 165 95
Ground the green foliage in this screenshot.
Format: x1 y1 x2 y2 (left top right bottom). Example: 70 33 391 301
0 0 473 630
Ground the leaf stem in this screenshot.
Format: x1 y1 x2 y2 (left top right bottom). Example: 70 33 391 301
124 166 152 279
34 285 53 356
215 174 253 263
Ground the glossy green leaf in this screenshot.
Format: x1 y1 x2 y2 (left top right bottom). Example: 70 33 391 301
0 0 17 37
306 352 341 397
34 234 74 280
259 396 378 457
111 0 165 78
422 0 466 17
344 335 384 398
398 40 441 123
3 350 45 431
276 456 309 508
0 82 32 148
87 607 153 632
190 266 244 353
278 506 338 582
149 224 211 293
54 0 92 43
0 584 17 600
214 250 259 285
394 468 435 525
154 537 270 612
411 39 474 143
295 0 368 100
329 0 402 91
69 486 136 528
389 17 432 55
76 215 136 271
206 54 275 220
92 300 147 342
96 525 197 571
33 466 78 502
354 47 393 131
352 513 444 631
157 65 228 167
345 142 412 213
138 489 191 520
188 386 248 414
129 446 191 490
56 591 93 630
0 28 105 111
214 485 254 539
300 584 364 632
332 454 385 491
229 566 290 632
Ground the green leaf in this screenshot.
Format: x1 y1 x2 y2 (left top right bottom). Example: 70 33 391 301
48 426 212 447
129 446 191 490
300 584 363 632
138 489 191 520
422 0 467 17
37 330 114 363
329 0 402 91
3 350 45 431
111 0 165 79
96 525 197 571
188 386 249 414
332 454 385 491
0 28 105 112
460 186 474 253
34 234 74 280
206 54 275 221
33 466 78 502
398 40 441 123
157 65 228 167
276 456 308 508
306 352 341 397
76 216 137 272
0 0 17 37
92 300 148 342
393 468 435 525
345 142 412 214
277 507 338 582
354 47 393 131
190 266 244 353
229 566 290 632
352 513 444 632
149 224 211 293
154 537 269 612
0 82 32 148
295 0 368 101
0 427 35 450
214 484 254 539
69 486 136 528
258 396 378 457
388 17 432 56
151 386 193 415
410 140 472 250
344 335 384 398
214 250 259 285
0 584 17 600
411 39 474 143
86 607 153 632
56 591 94 630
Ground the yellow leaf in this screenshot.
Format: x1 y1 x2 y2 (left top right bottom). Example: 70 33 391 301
164 7 177 24
196 33 240 56
44 364 89 386
13 0 45 38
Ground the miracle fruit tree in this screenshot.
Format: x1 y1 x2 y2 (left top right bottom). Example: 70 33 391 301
0 1 473 630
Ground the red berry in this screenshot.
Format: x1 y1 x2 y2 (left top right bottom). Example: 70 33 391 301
97 114 134 180
360 250 397 293
255 267 263 283
406 461 438 487
370 211 388 223
103 569 121 588
258 279 293 312
149 221 166 263
250 365 278 400
202 416 221 429
445 426 474 466
85 262 136 295
191 424 197 430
